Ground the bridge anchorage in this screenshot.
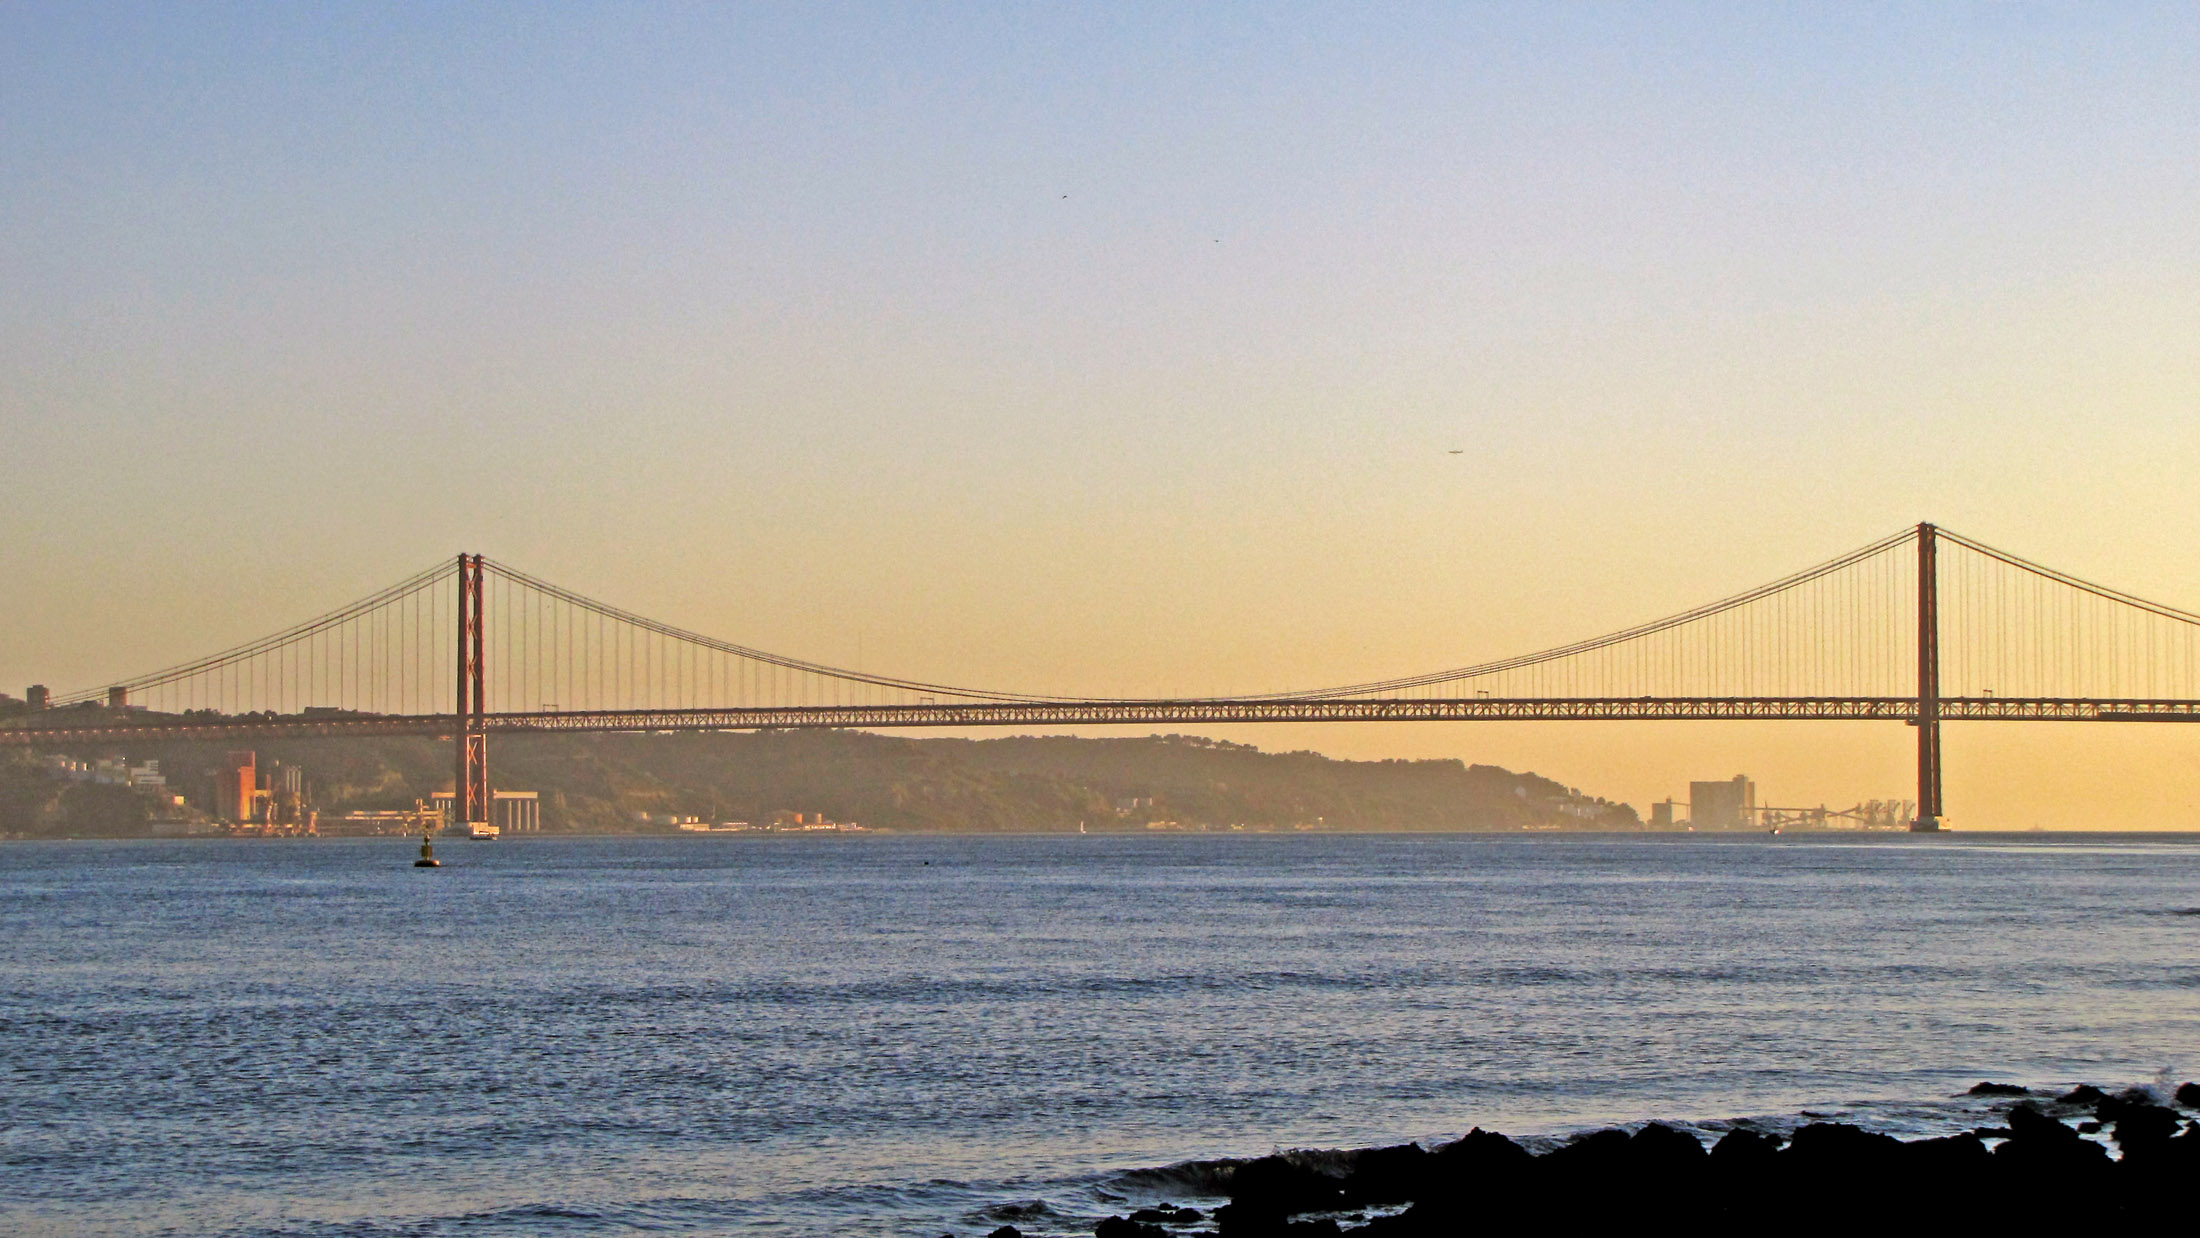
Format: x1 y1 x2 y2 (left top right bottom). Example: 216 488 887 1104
11 522 2200 832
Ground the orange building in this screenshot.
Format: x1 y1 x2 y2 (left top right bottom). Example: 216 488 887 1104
217 751 256 822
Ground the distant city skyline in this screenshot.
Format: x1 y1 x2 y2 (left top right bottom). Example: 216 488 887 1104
4 4 2197 827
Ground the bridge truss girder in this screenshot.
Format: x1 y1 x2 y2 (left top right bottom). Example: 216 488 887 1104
9 696 2200 747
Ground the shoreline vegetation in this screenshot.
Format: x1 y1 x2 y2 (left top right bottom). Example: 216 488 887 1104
1048 1081 2200 1237
1 729 1646 837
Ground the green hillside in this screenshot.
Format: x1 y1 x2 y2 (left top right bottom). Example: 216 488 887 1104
0 729 1641 835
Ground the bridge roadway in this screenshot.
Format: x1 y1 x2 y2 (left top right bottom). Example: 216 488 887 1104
6 697 2200 745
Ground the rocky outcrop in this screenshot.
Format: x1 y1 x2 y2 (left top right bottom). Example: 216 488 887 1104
1087 1081 2200 1236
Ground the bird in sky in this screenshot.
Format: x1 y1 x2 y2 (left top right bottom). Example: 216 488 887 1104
1447 449 1464 455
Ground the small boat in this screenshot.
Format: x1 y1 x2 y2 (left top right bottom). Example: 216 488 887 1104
466 822 501 840
1768 827 1782 835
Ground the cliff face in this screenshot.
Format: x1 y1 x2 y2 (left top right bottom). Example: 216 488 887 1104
2 730 1641 835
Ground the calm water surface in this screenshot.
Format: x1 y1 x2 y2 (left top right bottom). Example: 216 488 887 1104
2 833 2197 1235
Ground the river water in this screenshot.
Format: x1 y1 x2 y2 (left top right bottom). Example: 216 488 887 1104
2 832 2196 1235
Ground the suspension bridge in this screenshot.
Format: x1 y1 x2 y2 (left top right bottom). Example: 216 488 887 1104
8 523 2200 832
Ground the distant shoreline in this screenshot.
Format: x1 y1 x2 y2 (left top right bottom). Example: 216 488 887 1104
11 828 2200 842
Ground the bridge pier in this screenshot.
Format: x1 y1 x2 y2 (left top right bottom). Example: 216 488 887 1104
1912 718 1942 832
1912 522 1943 832
455 554 490 834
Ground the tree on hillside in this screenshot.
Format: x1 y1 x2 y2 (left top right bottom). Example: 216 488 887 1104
59 783 151 837
0 751 64 834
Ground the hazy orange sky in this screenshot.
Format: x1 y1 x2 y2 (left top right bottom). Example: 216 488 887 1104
3 6 2197 826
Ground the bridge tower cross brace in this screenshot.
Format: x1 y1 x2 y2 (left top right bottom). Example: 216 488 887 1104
1913 522 1943 832
455 554 489 831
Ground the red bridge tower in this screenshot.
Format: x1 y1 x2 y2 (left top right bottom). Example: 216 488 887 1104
455 554 489 833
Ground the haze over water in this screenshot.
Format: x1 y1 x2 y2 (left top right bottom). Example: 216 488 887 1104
4 832 2195 1235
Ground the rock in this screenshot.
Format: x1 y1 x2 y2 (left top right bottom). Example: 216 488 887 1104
1413 1128 1534 1213
2175 1081 2200 1109
1538 1127 1635 1173
1210 1202 1278 1237
1096 1219 1169 1238
1876 1132 1995 1220
1996 1103 2111 1189
1783 1123 1906 1172
1780 1124 1925 1210
2152 1128 2200 1164
2077 1120 2103 1134
1629 1123 1708 1168
1967 1081 2031 1096
1179 1101 2200 1233
987 1228 1023 1238
1533 1128 1636 1206
1339 1143 1430 1206
1429 1127 1534 1175
1622 1125 1710 1212
2107 1103 2184 1153
1703 1130 1784 1219
1992 1134 2111 1170
2007 1102 2084 1144
1710 1128 1782 1165
2095 1086 2158 1123
1226 1153 1347 1215
2121 1126 2200 1208
1901 1131 1992 1174
1337 1218 1399 1237
1514 1125 1708 1221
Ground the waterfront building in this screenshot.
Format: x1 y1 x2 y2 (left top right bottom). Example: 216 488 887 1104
430 790 542 833
217 751 257 822
1689 776 1757 830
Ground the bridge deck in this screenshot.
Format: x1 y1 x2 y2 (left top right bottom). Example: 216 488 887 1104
6 697 2200 745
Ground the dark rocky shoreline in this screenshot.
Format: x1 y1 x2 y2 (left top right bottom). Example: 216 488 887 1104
982 1080 2200 1237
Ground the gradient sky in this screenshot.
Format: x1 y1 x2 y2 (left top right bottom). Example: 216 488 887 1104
4 4 2198 826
